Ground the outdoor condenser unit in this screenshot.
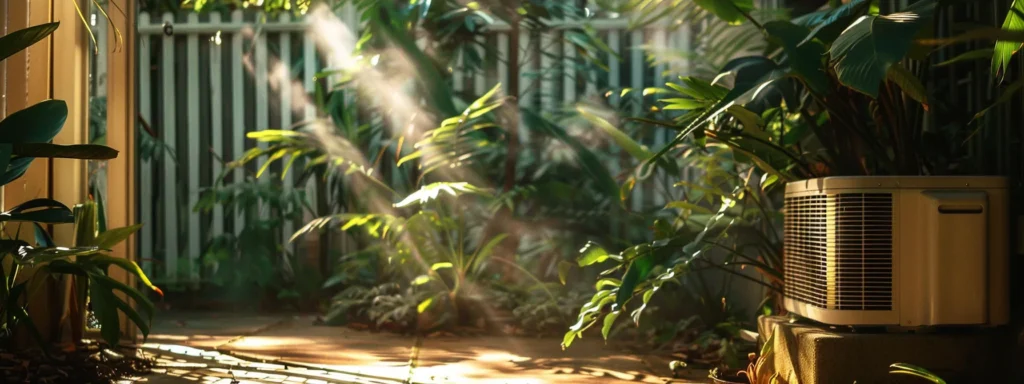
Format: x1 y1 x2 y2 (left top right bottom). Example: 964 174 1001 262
783 176 1009 327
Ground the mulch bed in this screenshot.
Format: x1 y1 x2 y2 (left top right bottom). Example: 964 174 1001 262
0 342 155 384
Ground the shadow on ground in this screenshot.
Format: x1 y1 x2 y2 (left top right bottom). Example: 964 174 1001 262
144 311 709 383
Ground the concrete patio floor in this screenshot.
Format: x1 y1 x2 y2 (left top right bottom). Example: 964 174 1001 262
138 311 710 384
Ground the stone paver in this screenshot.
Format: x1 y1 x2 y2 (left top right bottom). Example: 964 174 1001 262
144 311 709 384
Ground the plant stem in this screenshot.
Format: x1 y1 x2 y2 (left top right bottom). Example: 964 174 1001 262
733 3 764 31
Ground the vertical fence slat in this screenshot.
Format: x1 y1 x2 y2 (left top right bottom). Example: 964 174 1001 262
629 30 644 214
210 13 225 242
497 33 509 95
278 13 295 253
255 17 270 172
540 33 555 110
651 28 668 206
96 7 108 98
231 10 246 235
563 32 576 103
474 35 486 96
302 22 318 231
161 12 179 282
186 12 202 283
607 30 622 238
454 49 465 93
518 28 532 145
139 13 153 276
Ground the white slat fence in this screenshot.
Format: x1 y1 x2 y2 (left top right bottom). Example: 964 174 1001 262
135 10 692 285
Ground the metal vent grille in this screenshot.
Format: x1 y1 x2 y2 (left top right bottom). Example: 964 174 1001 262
784 193 894 311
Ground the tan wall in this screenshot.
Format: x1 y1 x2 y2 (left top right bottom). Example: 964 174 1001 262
0 0 137 345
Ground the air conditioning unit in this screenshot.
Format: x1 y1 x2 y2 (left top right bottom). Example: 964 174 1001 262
783 176 1009 327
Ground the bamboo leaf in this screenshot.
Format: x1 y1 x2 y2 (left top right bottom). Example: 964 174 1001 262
886 65 929 109
993 0 1024 83
935 48 993 67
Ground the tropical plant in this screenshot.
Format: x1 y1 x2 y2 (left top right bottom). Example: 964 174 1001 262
562 144 782 351
193 177 317 308
302 180 519 331
629 0 1024 181
563 0 1024 355
735 329 781 384
0 21 160 349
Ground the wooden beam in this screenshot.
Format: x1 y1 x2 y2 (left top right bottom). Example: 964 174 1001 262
104 0 138 344
102 0 137 340
48 0 90 346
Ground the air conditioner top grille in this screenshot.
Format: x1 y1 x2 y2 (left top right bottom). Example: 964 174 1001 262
784 193 894 311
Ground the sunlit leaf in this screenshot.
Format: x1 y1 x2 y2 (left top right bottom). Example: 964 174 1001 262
431 262 453 271
411 275 432 285
830 7 935 97
394 182 492 207
417 297 433 313
601 310 621 340
993 0 1024 83
577 242 610 267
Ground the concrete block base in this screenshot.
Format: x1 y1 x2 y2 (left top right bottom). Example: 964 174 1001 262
757 316 1015 383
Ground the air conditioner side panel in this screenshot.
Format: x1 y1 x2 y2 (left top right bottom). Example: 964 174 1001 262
988 188 1010 326
901 190 988 326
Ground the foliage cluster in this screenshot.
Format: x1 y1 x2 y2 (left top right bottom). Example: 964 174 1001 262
0 22 161 351
203 0 1024 377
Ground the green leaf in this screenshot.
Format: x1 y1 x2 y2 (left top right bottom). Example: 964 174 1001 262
764 21 829 94
469 234 508 273
17 246 103 264
601 310 621 340
417 297 433 313
430 262 453 271
694 0 755 25
886 65 929 109
0 100 68 143
0 22 59 63
993 0 1024 83
615 262 642 307
411 275 432 285
0 143 12 185
577 242 610 267
91 224 143 250
577 105 653 161
595 278 621 291
394 182 492 207
88 255 164 297
1 198 73 223
830 8 935 97
936 48 993 67
794 0 871 45
557 260 573 285
89 278 122 346
11 143 118 160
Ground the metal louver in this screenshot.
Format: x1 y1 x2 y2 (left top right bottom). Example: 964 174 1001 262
784 193 894 311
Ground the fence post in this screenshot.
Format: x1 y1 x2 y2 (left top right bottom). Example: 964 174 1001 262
278 13 296 259
160 12 179 283
209 12 225 249
231 10 246 237
186 12 202 283
139 12 154 276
